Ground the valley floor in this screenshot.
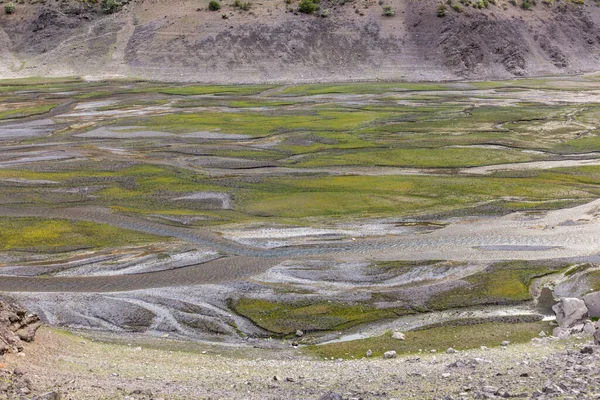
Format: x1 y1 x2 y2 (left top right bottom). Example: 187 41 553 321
2 327 600 399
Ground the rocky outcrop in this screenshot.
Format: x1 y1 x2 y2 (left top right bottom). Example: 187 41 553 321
552 297 588 328
0 301 42 356
583 292 600 318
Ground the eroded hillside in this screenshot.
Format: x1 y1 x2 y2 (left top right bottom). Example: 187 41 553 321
1 0 600 82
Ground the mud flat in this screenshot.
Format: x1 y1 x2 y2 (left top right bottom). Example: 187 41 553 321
1 77 600 348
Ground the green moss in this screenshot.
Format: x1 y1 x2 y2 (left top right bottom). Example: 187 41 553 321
232 298 410 335
146 85 276 96
0 217 162 251
0 103 57 120
305 321 553 359
427 261 563 310
292 147 545 168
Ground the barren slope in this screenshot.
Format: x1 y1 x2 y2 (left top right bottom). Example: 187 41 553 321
1 0 600 82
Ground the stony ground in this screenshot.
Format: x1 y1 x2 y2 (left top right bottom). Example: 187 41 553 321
1 327 600 399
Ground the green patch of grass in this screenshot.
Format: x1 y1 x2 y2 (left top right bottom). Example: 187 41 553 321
232 298 410 335
238 170 600 220
138 108 393 137
227 100 299 108
565 263 594 277
276 82 455 96
305 321 552 359
292 147 544 168
145 85 276 96
427 261 563 310
0 103 57 120
0 218 162 251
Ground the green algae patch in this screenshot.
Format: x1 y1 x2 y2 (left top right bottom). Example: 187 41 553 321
305 321 552 359
0 218 163 252
232 298 409 335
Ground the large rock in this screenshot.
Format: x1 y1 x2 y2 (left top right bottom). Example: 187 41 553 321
552 298 588 328
0 301 42 355
383 350 397 359
583 291 600 318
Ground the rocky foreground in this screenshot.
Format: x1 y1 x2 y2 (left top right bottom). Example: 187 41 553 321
1 296 600 399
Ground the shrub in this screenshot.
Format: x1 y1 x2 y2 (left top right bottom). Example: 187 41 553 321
234 0 251 9
209 0 221 10
4 2 15 14
521 0 531 8
101 0 121 13
452 3 463 11
437 3 447 16
298 0 318 13
382 4 395 15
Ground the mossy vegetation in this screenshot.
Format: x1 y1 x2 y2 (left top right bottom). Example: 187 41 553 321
0 218 161 251
306 321 553 359
427 261 563 310
0 103 57 120
232 298 411 335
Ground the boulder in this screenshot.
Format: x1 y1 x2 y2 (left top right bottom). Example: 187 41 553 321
383 350 397 359
391 331 405 340
594 328 600 346
583 291 600 318
319 393 343 400
552 327 571 340
583 320 596 335
552 298 588 328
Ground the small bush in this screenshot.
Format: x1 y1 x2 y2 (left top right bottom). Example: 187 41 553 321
4 2 16 14
521 0 531 8
452 3 463 11
101 0 121 13
298 0 318 13
382 4 395 15
209 0 221 10
233 0 251 9
437 3 447 16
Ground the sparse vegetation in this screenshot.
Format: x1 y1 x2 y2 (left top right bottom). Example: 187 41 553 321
382 5 395 15
209 0 221 10
437 3 447 16
298 0 319 13
232 298 410 335
101 0 121 13
233 0 251 10
306 321 553 359
3 2 15 14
